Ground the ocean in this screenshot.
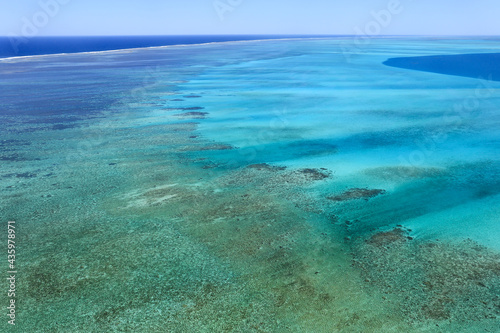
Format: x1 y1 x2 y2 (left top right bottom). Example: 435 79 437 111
0 36 499 332
0 35 333 58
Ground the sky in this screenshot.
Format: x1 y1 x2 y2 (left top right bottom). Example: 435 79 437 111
1 0 499 36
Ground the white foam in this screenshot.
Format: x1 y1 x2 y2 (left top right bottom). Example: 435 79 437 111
0 37 336 63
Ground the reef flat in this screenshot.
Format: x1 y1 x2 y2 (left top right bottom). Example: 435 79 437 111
1 37 500 332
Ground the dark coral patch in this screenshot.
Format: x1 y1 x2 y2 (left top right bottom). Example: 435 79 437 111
178 143 235 152
163 107 205 111
2 172 37 178
297 168 331 180
52 124 77 130
247 163 287 172
0 153 36 162
366 228 407 248
199 144 235 151
328 188 386 202
174 112 209 119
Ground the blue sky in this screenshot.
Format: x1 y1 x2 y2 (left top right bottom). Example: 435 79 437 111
1 0 499 36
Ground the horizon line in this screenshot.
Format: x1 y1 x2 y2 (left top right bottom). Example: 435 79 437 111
2 34 500 38
2 35 499 62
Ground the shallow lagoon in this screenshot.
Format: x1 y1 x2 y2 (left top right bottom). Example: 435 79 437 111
1 38 500 332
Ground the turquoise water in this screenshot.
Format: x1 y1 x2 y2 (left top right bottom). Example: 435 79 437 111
1 38 500 332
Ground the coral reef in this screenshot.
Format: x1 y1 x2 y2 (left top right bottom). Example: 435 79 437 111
352 229 500 324
328 188 386 202
173 112 209 119
296 168 331 180
247 163 287 171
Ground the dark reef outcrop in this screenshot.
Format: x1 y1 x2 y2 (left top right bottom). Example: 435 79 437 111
328 188 386 202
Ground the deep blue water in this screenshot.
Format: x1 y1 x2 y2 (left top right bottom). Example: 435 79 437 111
384 53 500 81
0 35 333 58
